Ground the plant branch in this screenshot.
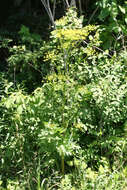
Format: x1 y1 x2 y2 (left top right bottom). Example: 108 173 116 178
27 62 43 75
40 0 56 28
88 6 99 24
82 40 112 58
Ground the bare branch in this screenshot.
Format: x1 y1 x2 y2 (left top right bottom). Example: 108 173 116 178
88 6 99 24
40 0 56 28
82 40 112 58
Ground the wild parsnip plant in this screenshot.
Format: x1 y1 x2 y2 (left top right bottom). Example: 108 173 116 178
1 7 127 190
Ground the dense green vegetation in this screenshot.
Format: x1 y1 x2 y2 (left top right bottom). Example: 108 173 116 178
0 0 127 189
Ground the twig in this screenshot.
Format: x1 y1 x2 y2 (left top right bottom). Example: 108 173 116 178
64 0 70 8
53 0 56 19
27 62 42 75
14 67 16 87
88 6 99 24
82 40 112 58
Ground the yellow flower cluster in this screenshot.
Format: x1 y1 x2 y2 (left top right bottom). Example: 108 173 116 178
56 29 88 41
52 25 98 49
44 50 57 62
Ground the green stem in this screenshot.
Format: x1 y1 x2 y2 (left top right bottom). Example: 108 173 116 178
61 155 65 175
